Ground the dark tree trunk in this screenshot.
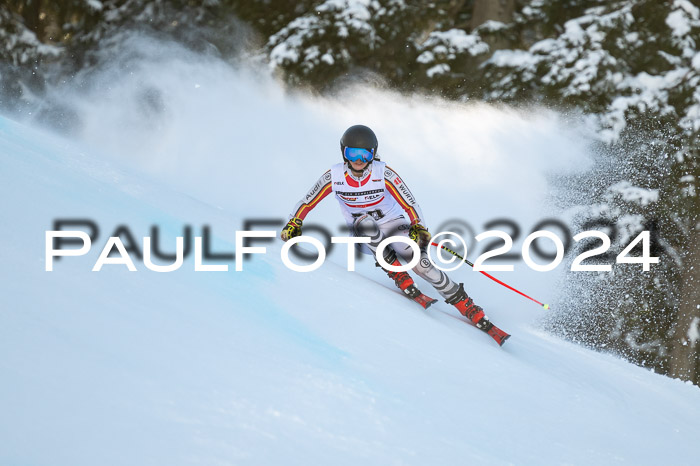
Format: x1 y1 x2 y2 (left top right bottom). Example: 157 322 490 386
21 0 43 41
670 226 700 383
470 0 515 29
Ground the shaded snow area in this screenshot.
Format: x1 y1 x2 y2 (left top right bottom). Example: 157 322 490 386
1 44 699 465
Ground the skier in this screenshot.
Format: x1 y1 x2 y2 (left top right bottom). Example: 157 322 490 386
280 124 509 344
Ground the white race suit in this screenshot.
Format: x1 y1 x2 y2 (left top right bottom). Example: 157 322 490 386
288 160 461 300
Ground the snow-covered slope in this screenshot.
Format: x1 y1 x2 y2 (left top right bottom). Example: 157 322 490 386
1 56 699 464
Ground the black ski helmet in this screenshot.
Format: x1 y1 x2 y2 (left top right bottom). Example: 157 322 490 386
340 125 379 162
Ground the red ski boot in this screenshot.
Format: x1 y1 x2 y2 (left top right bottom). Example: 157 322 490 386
445 284 511 346
383 259 438 309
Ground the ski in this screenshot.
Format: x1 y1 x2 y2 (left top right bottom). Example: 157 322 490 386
400 284 438 309
474 316 511 346
396 282 507 344
412 292 438 309
485 324 510 346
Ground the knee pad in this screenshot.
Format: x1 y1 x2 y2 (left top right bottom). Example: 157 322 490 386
353 214 380 238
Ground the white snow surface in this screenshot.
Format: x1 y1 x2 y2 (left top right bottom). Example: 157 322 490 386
1 46 699 465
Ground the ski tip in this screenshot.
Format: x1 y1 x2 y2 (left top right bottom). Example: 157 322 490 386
423 298 438 310
497 334 511 346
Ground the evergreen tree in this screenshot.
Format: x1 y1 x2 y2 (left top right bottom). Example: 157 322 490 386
258 0 437 90
482 0 700 383
0 0 251 122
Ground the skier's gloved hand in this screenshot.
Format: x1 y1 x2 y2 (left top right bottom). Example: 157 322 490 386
409 221 431 248
281 217 303 241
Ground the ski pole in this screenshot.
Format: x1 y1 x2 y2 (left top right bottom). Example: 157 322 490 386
430 241 551 310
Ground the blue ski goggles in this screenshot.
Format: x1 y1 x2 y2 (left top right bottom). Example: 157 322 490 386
344 147 375 163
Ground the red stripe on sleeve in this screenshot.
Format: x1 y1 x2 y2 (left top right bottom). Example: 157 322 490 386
294 183 332 220
385 181 419 223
